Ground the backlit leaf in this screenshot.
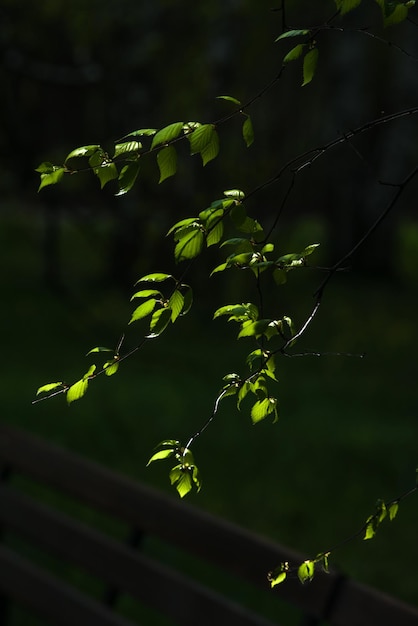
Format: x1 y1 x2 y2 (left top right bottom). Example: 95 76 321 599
216 95 242 105
86 346 113 355
36 382 64 395
250 397 278 424
157 145 177 183
242 116 254 147
131 289 162 300
129 298 157 324
113 141 142 159
169 290 185 322
103 360 119 376
135 273 173 284
275 29 310 41
147 449 176 465
389 501 399 521
151 122 184 149
188 124 220 165
298 561 315 583
302 48 319 86
147 307 172 337
174 229 205 262
38 167 65 191
283 44 305 64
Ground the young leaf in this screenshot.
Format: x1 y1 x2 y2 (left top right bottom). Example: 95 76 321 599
129 298 158 324
113 141 142 159
389 501 399 521
151 122 184 149
38 167 65 191
174 228 205 262
275 29 310 41
131 289 162 300
157 145 177 183
242 116 254 147
216 95 242 106
66 365 96 405
103 360 119 376
302 48 319 86
297 560 315 584
169 465 193 498
36 382 64 396
147 448 176 465
250 397 278 424
188 124 220 166
147 307 172 337
283 44 305 64
115 161 140 195
86 347 113 355
65 145 101 163
169 290 185 323
269 571 287 587
135 273 173 284
224 189 245 200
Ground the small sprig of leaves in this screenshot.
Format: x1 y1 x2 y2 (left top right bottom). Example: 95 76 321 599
147 441 201 498
268 481 418 587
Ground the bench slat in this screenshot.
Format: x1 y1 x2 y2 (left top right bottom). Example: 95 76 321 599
0 545 136 626
0 485 280 626
0 424 335 618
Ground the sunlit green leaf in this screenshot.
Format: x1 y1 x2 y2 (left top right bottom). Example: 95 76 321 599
224 189 245 200
103 360 119 376
129 298 157 324
147 307 172 337
135 273 173 284
250 397 278 424
36 382 64 396
167 218 198 236
38 167 65 191
270 572 287 587
65 145 101 163
86 347 113 355
169 290 185 322
238 319 270 339
302 48 319 86
113 141 142 159
169 465 193 498
389 501 399 521
298 560 315 583
188 124 220 165
147 448 176 465
66 365 96 405
151 122 184 149
131 289 162 301
205 213 224 247
118 128 156 141
174 228 205 262
94 162 119 189
115 161 140 195
242 116 254 147
157 145 177 183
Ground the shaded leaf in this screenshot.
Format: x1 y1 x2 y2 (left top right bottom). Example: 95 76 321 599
275 29 310 41
113 141 142 159
115 161 140 195
216 95 242 105
283 43 306 64
94 162 118 189
38 167 65 191
302 48 319 86
334 0 362 14
65 145 101 163
242 116 254 147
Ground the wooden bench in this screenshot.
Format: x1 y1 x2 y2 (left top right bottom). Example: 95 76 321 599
0 424 416 626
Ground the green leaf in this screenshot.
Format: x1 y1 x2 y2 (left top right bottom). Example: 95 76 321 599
302 48 319 86
242 116 254 147
205 212 224 247
86 346 113 355
364 518 376 540
169 290 185 323
66 365 96 405
334 0 362 14
131 289 162 300
375 0 413 25
283 43 306 64
238 319 270 339
103 360 119 376
389 501 399 521
216 95 242 106
174 228 205 262
94 162 118 189
113 141 142 159
147 307 172 337
115 161 140 195
147 448 176 465
270 571 287 587
213 303 258 322
181 285 193 316
38 167 65 191
224 189 245 200
129 298 157 324
273 268 287 285
157 146 177 183
250 397 278 424
188 124 220 165
119 128 156 141
170 465 193 498
64 145 101 163
135 273 173 284
167 218 198 236
151 122 184 149
36 382 64 396
303 243 320 256
35 162 56 174
297 561 315 584
275 29 310 41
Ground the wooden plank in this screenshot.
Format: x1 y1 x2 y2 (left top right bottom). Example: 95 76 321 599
0 424 337 618
328 578 418 626
0 545 137 626
0 486 280 626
